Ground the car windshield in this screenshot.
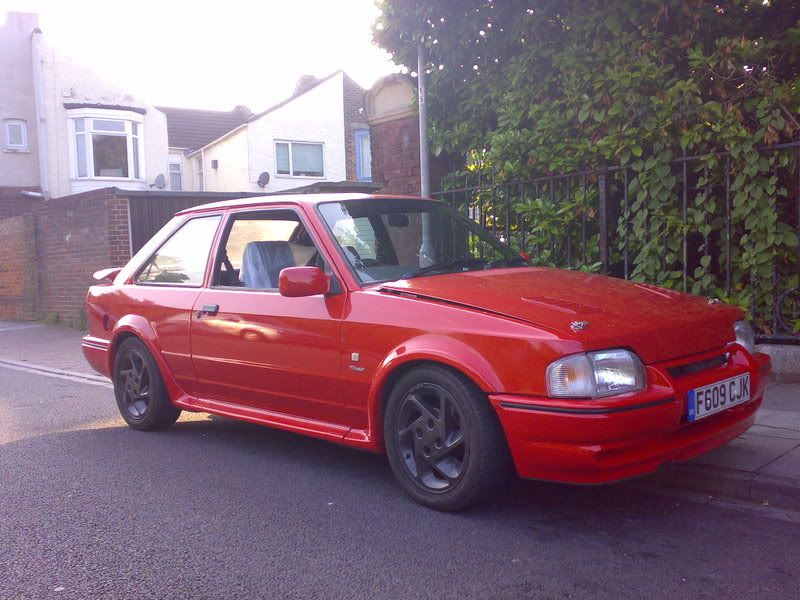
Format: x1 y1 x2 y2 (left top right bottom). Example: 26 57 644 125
318 198 528 284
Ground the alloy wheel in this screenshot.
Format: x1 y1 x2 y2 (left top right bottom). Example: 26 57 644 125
116 349 152 420
395 383 469 492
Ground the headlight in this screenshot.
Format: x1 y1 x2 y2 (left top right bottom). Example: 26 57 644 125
546 349 646 399
734 320 756 353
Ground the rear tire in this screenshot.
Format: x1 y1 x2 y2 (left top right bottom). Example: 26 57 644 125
384 365 511 511
113 337 181 431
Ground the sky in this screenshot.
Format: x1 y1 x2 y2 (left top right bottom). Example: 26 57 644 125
3 0 400 111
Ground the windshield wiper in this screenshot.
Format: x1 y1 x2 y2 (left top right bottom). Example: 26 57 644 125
402 258 487 280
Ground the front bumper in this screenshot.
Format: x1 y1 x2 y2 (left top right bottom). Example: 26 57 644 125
490 345 771 484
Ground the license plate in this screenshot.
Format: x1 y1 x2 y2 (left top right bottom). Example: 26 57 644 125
687 374 750 422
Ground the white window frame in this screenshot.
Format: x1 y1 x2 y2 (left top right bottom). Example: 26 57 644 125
195 155 204 191
274 140 325 179
169 156 183 190
3 119 29 152
67 108 145 181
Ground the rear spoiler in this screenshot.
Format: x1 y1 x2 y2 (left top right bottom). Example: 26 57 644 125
92 267 122 284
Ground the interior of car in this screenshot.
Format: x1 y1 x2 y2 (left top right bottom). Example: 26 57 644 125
214 211 322 289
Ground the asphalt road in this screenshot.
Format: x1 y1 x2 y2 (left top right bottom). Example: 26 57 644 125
1 367 799 600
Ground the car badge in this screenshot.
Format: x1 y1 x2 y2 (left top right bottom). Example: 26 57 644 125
708 298 722 305
570 321 590 331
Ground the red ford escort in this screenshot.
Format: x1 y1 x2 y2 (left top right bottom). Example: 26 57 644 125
82 194 771 510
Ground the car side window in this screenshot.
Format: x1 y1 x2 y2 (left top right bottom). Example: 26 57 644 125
214 210 325 290
135 215 221 286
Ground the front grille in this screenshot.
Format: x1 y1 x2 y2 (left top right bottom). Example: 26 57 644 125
667 354 728 378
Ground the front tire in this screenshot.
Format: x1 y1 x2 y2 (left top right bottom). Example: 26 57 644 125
384 365 511 511
113 337 181 431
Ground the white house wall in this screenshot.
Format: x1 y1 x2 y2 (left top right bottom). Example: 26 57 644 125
36 35 169 197
200 72 347 193
0 13 40 187
202 126 249 192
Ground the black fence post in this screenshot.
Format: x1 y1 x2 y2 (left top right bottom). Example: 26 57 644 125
598 163 609 274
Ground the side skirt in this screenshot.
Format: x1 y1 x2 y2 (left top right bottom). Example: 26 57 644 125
173 396 379 451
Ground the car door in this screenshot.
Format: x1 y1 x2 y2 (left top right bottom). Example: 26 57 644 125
189 206 347 425
126 213 223 394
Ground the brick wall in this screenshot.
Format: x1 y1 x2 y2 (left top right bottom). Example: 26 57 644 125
343 74 367 181
34 188 131 326
0 186 42 218
0 214 37 319
370 115 421 196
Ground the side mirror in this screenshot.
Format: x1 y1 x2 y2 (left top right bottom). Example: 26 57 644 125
278 266 330 297
92 267 122 284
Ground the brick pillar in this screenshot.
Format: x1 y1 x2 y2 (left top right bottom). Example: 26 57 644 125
365 74 421 196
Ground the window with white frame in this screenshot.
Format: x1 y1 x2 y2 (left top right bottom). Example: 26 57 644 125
275 141 324 177
3 119 28 152
195 156 204 191
69 111 143 179
169 158 183 190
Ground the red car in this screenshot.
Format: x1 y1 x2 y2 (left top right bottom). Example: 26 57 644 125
82 194 771 510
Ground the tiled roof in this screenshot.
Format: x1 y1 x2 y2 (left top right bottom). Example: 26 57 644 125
156 105 252 152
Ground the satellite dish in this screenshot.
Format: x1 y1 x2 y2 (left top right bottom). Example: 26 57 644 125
257 171 270 188
153 174 166 189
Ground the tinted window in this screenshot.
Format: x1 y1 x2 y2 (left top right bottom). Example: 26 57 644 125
136 215 220 285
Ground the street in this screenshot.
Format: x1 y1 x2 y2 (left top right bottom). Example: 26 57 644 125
1 362 799 600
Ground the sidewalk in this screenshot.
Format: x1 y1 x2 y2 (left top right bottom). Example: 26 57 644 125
1 320 798 508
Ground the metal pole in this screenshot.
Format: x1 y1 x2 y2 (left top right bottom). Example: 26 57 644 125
417 43 435 266
418 43 430 197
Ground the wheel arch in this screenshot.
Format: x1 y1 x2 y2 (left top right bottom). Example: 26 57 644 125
366 336 504 451
107 315 184 403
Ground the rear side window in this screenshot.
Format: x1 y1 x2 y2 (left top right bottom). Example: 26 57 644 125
136 215 221 285
213 209 325 289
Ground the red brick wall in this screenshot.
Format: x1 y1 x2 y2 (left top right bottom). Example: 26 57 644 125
370 115 421 196
34 188 131 326
0 186 42 219
0 214 37 319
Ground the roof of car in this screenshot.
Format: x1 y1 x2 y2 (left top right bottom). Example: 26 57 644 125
175 193 433 215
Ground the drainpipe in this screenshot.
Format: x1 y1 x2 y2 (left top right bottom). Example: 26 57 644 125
31 28 50 199
417 43 436 266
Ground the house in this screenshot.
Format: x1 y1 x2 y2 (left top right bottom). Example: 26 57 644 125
155 105 252 191
0 11 173 211
181 71 372 194
0 10 373 219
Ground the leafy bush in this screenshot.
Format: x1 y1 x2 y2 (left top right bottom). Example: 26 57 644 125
376 0 800 332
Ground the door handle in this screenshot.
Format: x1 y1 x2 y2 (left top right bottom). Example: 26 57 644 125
196 304 219 318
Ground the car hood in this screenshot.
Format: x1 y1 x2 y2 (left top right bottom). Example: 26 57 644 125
378 267 742 364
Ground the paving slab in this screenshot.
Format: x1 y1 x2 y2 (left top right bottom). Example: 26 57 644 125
759 383 800 411
693 433 799 472
0 320 89 374
759 445 800 479
747 423 800 440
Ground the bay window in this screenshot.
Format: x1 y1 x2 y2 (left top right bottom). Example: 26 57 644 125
69 110 144 180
